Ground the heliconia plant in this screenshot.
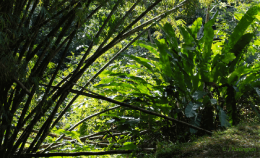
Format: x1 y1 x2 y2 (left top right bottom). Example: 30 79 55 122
97 4 260 134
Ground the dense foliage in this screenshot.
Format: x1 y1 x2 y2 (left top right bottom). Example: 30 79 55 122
0 0 260 157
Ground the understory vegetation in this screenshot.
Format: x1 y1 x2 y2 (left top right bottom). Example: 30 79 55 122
1 0 260 158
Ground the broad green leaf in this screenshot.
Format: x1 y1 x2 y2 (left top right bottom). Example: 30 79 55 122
203 11 218 60
199 67 210 82
255 87 260 97
224 5 260 53
239 73 258 86
134 41 159 57
185 102 202 118
184 73 192 90
189 116 201 134
154 39 173 80
190 17 203 38
218 106 231 127
228 66 250 84
222 53 236 64
210 99 217 105
95 82 135 91
228 33 254 72
192 91 207 100
119 142 137 150
192 74 200 91
178 26 192 45
125 55 154 73
163 23 179 50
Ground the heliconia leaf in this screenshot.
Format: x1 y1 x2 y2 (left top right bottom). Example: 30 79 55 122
191 91 207 100
210 99 217 105
222 53 236 64
212 62 227 83
184 73 192 90
163 23 179 51
228 66 250 84
203 11 218 60
190 17 203 38
154 39 174 80
189 115 201 134
218 106 231 127
178 26 192 45
185 102 202 118
155 21 179 51
125 55 154 72
199 66 210 82
134 41 159 57
228 33 254 73
119 142 137 150
95 82 135 90
192 74 200 91
224 5 260 53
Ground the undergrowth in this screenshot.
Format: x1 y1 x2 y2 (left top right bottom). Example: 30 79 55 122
154 121 260 158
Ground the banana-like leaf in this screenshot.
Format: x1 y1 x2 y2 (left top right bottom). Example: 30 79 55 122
210 99 217 105
217 106 231 127
178 25 193 45
190 17 203 38
191 90 207 100
228 33 254 73
224 5 260 53
185 102 202 118
134 41 159 57
163 22 179 51
154 39 174 81
125 55 154 73
189 115 201 134
203 11 218 60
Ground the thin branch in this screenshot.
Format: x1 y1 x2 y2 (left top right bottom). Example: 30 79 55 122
69 89 213 135
42 105 120 152
20 128 72 140
17 150 133 157
12 76 30 94
99 0 187 55
85 22 155 87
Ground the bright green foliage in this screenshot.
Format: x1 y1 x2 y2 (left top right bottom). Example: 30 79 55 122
98 4 260 139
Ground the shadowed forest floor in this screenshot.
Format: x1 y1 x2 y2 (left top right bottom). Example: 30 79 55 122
154 121 260 158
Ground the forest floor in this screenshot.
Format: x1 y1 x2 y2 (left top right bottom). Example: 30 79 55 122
155 121 260 158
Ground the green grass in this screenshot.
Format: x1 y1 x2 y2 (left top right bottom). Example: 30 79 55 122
154 121 260 158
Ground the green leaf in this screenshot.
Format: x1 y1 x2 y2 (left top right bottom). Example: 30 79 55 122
228 66 250 84
185 102 202 118
203 11 218 60
190 17 203 38
255 87 260 97
224 5 260 53
189 116 201 134
228 33 254 72
134 41 159 57
163 23 179 50
125 55 154 73
119 142 137 150
218 106 231 127
154 39 174 80
192 91 207 100
210 99 217 105
222 53 236 64
192 74 200 91
178 26 192 45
